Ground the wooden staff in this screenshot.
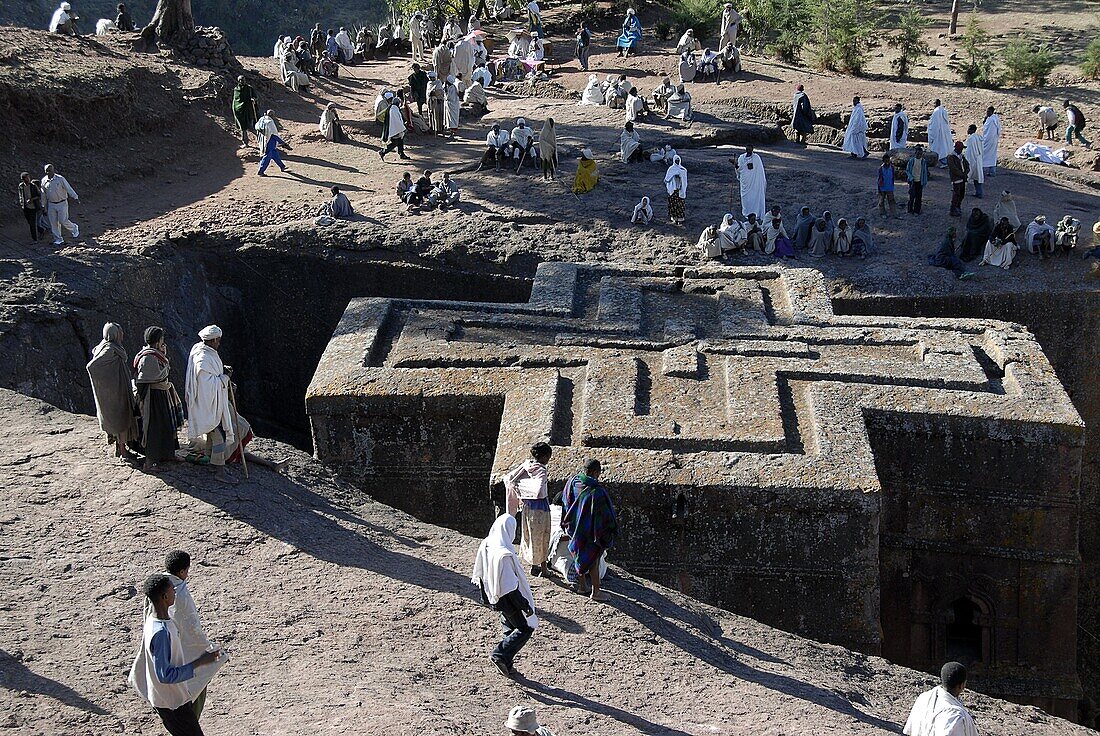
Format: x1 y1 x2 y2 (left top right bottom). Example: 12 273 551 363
227 378 248 479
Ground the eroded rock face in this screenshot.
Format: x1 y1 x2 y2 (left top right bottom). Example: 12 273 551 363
308 261 1084 716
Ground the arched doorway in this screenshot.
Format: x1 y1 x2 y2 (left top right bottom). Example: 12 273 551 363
945 597 987 666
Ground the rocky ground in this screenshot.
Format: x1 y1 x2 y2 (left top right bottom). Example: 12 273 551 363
0 387 1092 736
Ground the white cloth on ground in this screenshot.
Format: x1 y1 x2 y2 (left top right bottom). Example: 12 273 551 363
1014 142 1067 165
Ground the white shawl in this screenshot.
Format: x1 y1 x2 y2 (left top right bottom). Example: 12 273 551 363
736 152 767 219
903 687 977 736
664 156 688 197
891 110 910 148
963 132 984 183
927 105 952 160
580 74 603 105
471 514 539 628
632 197 652 222
620 129 640 162
842 103 867 156
185 342 234 441
982 113 1002 168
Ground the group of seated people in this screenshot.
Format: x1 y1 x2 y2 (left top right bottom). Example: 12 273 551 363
580 74 693 123
479 119 541 171
676 44 741 84
694 207 876 261
396 169 461 211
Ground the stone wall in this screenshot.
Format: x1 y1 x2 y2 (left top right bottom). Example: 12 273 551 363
307 262 1085 713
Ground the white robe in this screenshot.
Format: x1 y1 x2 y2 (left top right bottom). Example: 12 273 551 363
719 214 744 250
453 39 476 82
185 343 234 442
890 110 910 149
903 687 978 736
736 153 766 219
992 193 1020 229
982 114 1002 168
699 227 722 258
664 160 689 198
720 7 741 46
580 75 603 105
963 132 984 183
444 83 461 129
632 199 653 223
335 30 354 62
50 7 73 32
620 129 640 162
927 105 952 160
981 238 1018 269
842 103 868 156
471 514 539 628
626 95 644 123
254 114 277 153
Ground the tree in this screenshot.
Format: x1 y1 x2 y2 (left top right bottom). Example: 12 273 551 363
143 0 194 47
890 5 931 78
949 13 996 87
810 0 876 74
1001 40 1057 86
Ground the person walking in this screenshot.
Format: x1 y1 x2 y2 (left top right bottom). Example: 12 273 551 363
877 154 898 218
472 513 538 678
18 172 43 243
905 146 928 215
561 458 618 602
379 92 410 160
1064 99 1092 148
257 130 291 176
40 164 79 246
163 551 218 721
503 442 553 577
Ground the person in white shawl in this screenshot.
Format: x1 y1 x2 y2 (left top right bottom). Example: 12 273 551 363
273 35 289 60
580 73 603 105
667 84 693 122
719 213 745 253
676 28 696 55
626 88 645 123
890 103 909 151
464 78 489 116
443 75 461 134
86 322 138 461
992 190 1020 231
453 37 476 81
280 48 310 92
254 109 277 153
472 514 538 677
664 155 689 225
632 196 653 224
903 662 977 736
620 121 642 162
159 550 222 719
650 144 677 164
981 105 1001 176
843 96 869 158
334 27 355 63
319 103 345 142
698 225 722 259
735 145 766 220
720 3 741 47
962 124 984 198
50 2 79 34
1024 214 1056 258
927 100 952 165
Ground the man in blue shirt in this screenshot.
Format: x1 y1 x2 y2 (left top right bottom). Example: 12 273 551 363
905 144 929 215
258 133 291 176
877 153 897 218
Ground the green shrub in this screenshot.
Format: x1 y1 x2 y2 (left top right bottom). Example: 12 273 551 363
669 0 724 39
1083 38 1100 78
655 20 672 41
1001 39 1057 86
889 6 931 78
810 0 877 74
950 13 997 87
741 0 810 61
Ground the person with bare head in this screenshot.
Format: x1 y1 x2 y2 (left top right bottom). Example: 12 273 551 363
903 661 975 736
162 551 219 720
41 163 79 246
561 458 618 601
129 574 221 736
503 442 553 576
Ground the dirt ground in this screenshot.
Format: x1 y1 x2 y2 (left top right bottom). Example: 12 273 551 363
0 387 1092 736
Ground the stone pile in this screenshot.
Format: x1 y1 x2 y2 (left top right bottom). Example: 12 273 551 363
171 27 238 69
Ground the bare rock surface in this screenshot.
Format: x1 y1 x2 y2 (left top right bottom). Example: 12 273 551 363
0 387 1091 735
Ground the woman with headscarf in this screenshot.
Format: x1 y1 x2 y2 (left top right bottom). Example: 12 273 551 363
807 218 829 258
617 7 642 57
133 326 183 472
664 155 688 225
676 28 696 55
443 75 461 136
428 73 446 133
281 46 311 92
766 215 794 258
572 148 599 194
833 217 853 255
472 514 538 677
86 322 139 461
719 213 744 253
539 118 557 180
992 190 1020 231
620 121 642 163
319 103 346 143
981 217 1018 269
960 207 992 261
852 217 875 259
699 225 722 259
580 74 603 106
792 206 814 250
632 196 653 225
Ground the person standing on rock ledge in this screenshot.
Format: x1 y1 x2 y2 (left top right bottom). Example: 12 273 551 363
472 513 538 678
561 458 618 602
41 164 79 247
902 662 977 736
87 322 139 462
184 325 286 483
134 326 182 472
231 77 258 147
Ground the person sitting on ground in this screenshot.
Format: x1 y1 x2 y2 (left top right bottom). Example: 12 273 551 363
719 41 741 75
652 76 675 117
792 206 814 250
579 73 603 106
510 118 537 167
992 190 1021 231
766 215 793 258
960 207 992 262
667 84 693 122
414 170 434 208
833 217 853 256
626 87 646 123
631 196 653 225
1025 214 1056 259
903 662 976 736
482 124 511 171
115 2 133 31
295 38 315 76
699 224 722 259
678 50 697 84
397 172 421 209
744 213 765 252
427 172 461 208
50 2 79 34
1056 215 1081 253
472 62 492 89
322 186 354 219
280 45 311 92
504 705 556 736
319 103 347 143
572 148 599 194
649 144 677 164
719 213 745 254
807 217 829 258
852 217 875 259
981 216 1018 269
928 227 975 280
604 75 628 109
676 28 697 55
464 77 489 116
698 47 721 81
620 121 643 163
821 210 835 241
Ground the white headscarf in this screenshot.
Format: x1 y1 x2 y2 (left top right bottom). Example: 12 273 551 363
198 325 223 340
471 514 539 627
664 155 688 197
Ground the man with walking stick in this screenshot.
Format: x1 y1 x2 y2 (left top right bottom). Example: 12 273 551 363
185 325 286 484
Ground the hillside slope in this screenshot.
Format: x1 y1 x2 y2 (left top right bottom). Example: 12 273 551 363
0 388 1090 735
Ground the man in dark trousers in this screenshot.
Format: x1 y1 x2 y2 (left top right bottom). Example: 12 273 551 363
946 141 969 217
408 62 429 116
1064 99 1092 148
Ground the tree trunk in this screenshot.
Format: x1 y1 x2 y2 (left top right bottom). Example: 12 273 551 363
462 0 471 26
948 0 960 35
143 0 195 47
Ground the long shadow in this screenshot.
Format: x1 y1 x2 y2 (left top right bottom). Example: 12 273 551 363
0 650 110 716
518 677 697 736
607 576 901 732
285 153 363 173
279 171 365 191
